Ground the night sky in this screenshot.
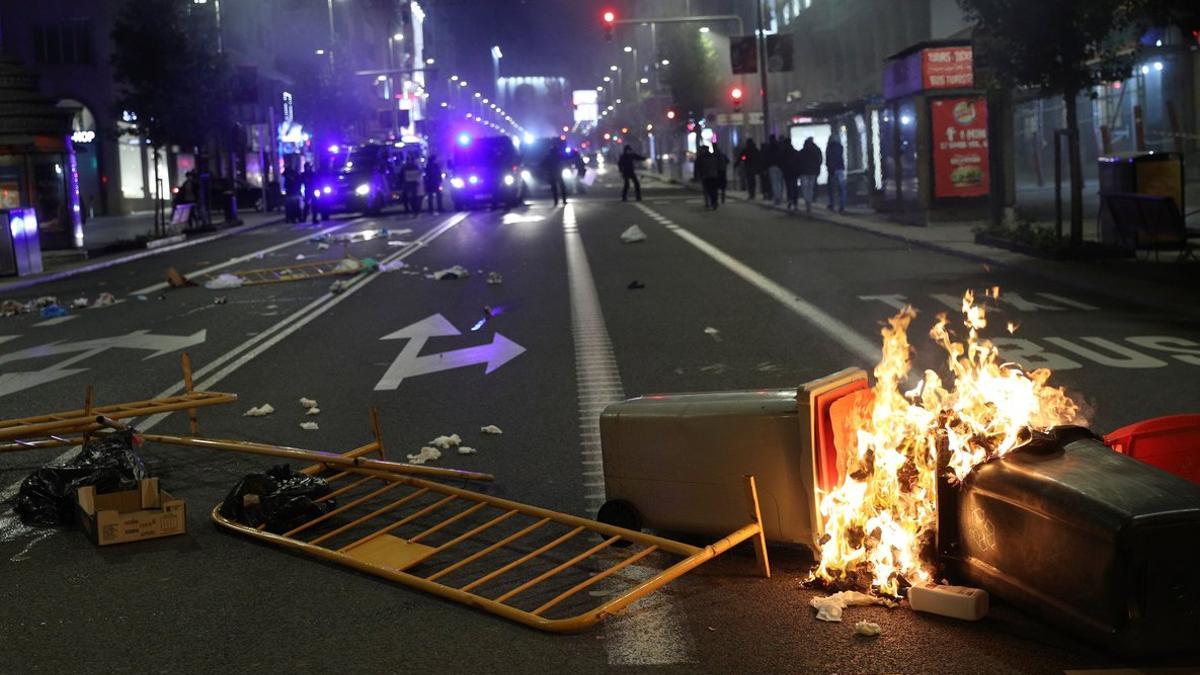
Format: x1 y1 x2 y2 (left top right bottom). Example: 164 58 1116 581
432 0 607 89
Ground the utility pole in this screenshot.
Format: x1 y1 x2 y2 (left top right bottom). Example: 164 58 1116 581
756 0 770 140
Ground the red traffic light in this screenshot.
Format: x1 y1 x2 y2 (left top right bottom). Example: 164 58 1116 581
730 87 743 101
602 10 615 24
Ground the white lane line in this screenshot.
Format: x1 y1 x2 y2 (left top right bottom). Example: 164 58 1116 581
129 217 367 296
0 213 466 508
563 203 694 666
635 203 879 364
33 315 79 327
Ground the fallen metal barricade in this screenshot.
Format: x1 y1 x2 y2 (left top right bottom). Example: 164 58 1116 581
212 444 771 632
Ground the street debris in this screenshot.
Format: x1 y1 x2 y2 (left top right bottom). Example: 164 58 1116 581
8 430 146 527
205 273 245 290
329 279 351 294
213 296 227 305
620 225 647 243
407 446 442 464
243 404 275 417
379 260 407 272
480 425 503 435
704 326 722 341
389 228 413 238
457 446 477 455
627 280 645 290
854 621 883 637
486 271 504 285
295 253 307 261
306 407 321 416
386 240 411 247
332 258 367 274
300 421 319 431
428 264 470 280
94 292 115 307
299 397 318 409
810 591 894 622
2 299 28 316
70 297 89 309
219 465 334 534
316 242 330 251
430 434 462 450
40 304 68 319
166 267 192 288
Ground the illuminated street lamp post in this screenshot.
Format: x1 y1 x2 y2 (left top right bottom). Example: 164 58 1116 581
491 45 503 101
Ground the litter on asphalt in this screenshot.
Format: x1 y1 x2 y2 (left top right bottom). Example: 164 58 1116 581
810 591 894 622
205 273 245 290
306 407 321 416
430 434 462 449
299 397 318 409
243 404 275 417
855 621 883 637
480 425 503 435
407 446 441 464
428 265 470 280
40 304 68 319
486 271 503 285
457 446 477 455
620 225 647 243
300 421 319 431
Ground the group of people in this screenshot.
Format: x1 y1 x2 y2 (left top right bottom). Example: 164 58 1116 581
734 134 846 214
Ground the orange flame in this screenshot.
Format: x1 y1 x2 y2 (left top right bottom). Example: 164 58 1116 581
811 290 1081 596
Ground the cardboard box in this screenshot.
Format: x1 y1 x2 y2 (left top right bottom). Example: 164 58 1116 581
77 478 187 546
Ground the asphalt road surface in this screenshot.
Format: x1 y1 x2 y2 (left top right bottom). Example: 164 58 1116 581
2 172 1198 674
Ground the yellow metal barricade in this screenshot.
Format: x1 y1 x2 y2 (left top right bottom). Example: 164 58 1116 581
212 444 771 632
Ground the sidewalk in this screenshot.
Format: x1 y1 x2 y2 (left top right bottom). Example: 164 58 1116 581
647 172 1200 317
0 210 283 295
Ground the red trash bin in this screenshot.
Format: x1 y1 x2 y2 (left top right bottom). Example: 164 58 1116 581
1105 414 1200 484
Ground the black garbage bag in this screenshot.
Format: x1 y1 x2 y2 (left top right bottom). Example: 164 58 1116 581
8 430 147 527
218 465 334 534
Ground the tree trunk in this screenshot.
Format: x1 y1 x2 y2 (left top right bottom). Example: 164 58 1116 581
1063 89 1084 247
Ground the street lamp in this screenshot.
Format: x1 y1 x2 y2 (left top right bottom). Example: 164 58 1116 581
491 45 503 100
699 26 710 33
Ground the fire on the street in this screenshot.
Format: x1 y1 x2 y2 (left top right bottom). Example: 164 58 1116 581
811 289 1083 597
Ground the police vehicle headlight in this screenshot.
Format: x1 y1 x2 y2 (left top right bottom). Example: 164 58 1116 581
354 184 371 196
520 170 532 182
561 168 573 180
449 177 465 189
503 174 515 186
468 175 479 185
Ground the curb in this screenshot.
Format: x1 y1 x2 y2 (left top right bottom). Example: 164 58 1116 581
0 216 285 296
648 174 1199 318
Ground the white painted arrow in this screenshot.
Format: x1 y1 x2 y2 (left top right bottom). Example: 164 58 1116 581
373 314 526 390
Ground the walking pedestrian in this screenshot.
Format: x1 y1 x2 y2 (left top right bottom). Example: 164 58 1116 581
764 135 784 206
696 145 720 209
713 142 729 204
573 150 588 194
540 142 568 206
424 153 444 213
782 139 800 211
299 162 315 222
826 134 847 213
797 137 823 215
618 145 645 202
740 139 760 199
401 154 423 217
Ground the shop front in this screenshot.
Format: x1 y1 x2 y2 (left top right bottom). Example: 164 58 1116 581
0 54 81 269
876 41 990 225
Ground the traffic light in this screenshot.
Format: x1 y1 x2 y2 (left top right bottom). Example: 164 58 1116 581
730 86 743 113
602 10 616 41
666 109 677 120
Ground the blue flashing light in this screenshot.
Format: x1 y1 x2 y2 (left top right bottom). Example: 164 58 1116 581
328 144 340 153
456 132 473 146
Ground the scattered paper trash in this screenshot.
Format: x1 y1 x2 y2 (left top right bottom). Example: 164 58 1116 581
243 404 275 417
299 397 318 409
219 465 333 533
810 591 893 623
205 273 244 290
94 292 115 307
136 295 148 301
620 225 647 243
332 258 365 274
70 297 89 309
379 260 407 272
40 304 68 319
429 265 470 280
33 296 57 308
480 425 503 435
386 240 411 247
300 421 319 431
407 446 442 465
389 228 413 237
486 271 503 285
704 326 723 342
430 434 462 450
329 279 351 294
306 407 321 416
854 621 883 637
295 253 307 261
213 296 227 305
316 242 330 251
457 446 477 455
2 299 29 316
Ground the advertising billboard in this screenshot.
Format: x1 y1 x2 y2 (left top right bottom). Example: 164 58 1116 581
931 97 989 198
